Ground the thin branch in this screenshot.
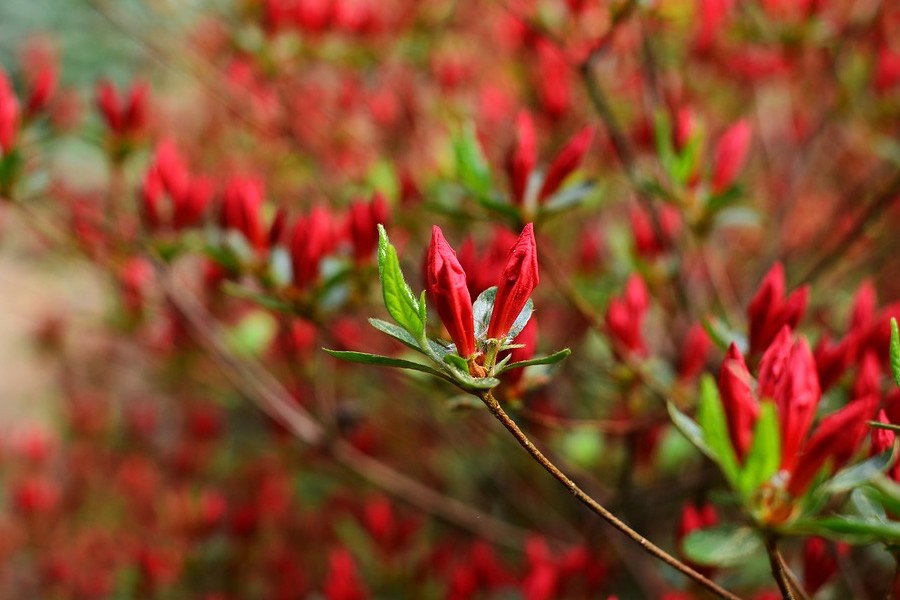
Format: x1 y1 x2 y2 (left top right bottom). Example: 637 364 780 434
765 536 797 600
478 390 741 600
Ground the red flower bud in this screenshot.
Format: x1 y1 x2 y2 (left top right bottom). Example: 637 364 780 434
506 110 537 205
487 223 539 340
747 262 808 355
771 337 821 473
718 343 759 461
346 191 389 261
426 226 476 357
678 323 712 382
787 395 877 497
221 176 266 251
814 334 851 392
711 119 751 194
538 127 593 202
605 275 649 356
0 71 21 154
324 548 368 600
290 206 334 289
871 409 894 457
25 64 57 117
803 537 844 596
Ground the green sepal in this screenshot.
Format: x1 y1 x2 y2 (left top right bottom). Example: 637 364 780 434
494 348 571 374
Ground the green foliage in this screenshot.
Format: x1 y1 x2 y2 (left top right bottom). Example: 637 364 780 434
682 524 764 567
377 225 425 340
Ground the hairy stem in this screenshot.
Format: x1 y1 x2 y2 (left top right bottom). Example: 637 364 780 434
479 391 741 600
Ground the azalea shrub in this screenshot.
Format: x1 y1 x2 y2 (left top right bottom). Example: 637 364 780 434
1 0 900 598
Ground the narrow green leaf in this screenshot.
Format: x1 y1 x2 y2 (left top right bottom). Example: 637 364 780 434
453 123 492 197
473 287 497 340
800 516 900 543
682 525 764 567
738 401 780 500
494 348 571 374
869 421 900 433
697 374 741 487
891 318 900 388
824 451 894 495
666 401 713 458
323 349 448 380
368 318 424 353
377 225 424 339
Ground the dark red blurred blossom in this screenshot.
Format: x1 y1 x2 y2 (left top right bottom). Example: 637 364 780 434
678 324 712 381
290 206 335 289
324 547 368 600
718 343 759 462
576 225 604 273
604 274 649 356
535 40 571 119
630 203 681 259
506 111 537 206
346 191 389 261
119 256 154 317
694 0 734 53
220 175 267 251
11 426 56 466
747 262 808 355
874 47 900 93
711 119 751 194
538 127 594 202
24 63 57 118
0 70 21 154
853 351 882 399
95 79 149 138
360 495 419 554
487 223 539 340
426 226 476 357
12 475 60 516
802 537 846 596
813 334 851 392
457 227 518 297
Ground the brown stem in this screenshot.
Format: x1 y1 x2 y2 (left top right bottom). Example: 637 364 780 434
479 390 741 600
765 536 797 600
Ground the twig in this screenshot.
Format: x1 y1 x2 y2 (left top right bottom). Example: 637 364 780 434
765 536 797 600
478 390 741 600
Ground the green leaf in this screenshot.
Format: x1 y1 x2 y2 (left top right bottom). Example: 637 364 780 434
848 487 888 523
473 287 497 341
666 401 713 458
368 318 423 353
891 318 900 388
824 451 894 495
697 374 741 487
800 516 900 543
494 348 571 374
506 298 534 342
443 352 470 373
682 525 764 567
738 401 780 500
226 311 278 357
323 349 449 380
377 225 424 339
453 123 492 198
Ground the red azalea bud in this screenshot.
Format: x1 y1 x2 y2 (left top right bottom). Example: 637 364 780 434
538 127 593 202
427 226 476 357
506 110 537 205
124 81 149 134
803 537 844 596
787 395 877 497
347 191 389 261
814 334 851 392
221 176 266 251
140 168 164 232
871 409 894 456
26 64 57 117
849 281 877 331
535 40 570 119
0 71 21 154
487 223 539 340
747 262 808 355
605 274 649 356
175 175 213 230
875 47 900 93
677 323 712 381
324 548 368 600
771 337 821 473
267 207 288 248
853 351 882 400
718 343 759 461
295 0 333 32
711 119 751 194
96 79 123 133
290 206 333 289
